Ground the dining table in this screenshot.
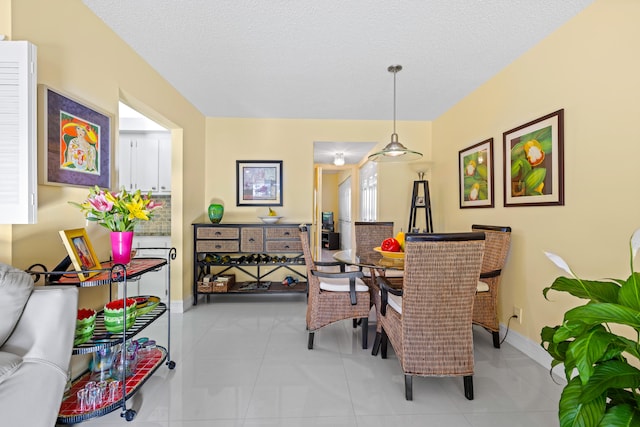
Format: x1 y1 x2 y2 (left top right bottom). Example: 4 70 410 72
332 249 404 279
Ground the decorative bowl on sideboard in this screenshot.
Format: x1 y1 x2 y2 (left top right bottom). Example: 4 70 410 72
258 216 283 224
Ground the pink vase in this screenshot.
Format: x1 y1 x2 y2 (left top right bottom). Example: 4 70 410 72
111 231 134 265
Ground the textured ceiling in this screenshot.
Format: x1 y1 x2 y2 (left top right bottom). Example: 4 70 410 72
83 0 594 124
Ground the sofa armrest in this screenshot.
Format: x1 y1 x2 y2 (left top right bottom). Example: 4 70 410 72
2 285 78 373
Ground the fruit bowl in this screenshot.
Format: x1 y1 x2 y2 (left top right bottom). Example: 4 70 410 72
135 295 161 316
374 247 405 259
259 216 282 224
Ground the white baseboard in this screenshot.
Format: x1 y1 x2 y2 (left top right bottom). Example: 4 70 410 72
170 298 192 313
500 323 565 383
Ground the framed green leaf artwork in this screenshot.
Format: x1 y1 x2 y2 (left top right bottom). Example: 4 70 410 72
459 138 494 209
503 109 564 207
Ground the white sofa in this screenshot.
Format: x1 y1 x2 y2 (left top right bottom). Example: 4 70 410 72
0 263 78 427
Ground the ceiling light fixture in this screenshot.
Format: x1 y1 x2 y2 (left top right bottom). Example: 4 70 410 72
334 152 345 166
368 65 423 163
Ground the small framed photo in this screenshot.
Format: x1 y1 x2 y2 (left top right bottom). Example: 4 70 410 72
58 228 101 280
503 109 564 207
42 86 112 188
415 196 426 207
459 138 494 209
236 160 283 206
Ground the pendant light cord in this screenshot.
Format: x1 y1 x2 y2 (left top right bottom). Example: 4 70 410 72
388 65 402 136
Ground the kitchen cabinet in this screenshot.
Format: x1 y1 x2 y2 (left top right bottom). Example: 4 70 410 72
119 131 171 194
118 236 171 303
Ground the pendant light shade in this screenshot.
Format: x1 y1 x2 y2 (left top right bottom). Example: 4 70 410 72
334 152 345 166
368 65 423 163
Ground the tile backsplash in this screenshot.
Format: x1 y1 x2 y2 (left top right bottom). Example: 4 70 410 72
134 195 171 235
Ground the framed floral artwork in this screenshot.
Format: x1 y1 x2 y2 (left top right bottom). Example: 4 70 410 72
503 109 564 207
236 160 283 206
58 228 101 280
459 138 494 209
42 86 112 188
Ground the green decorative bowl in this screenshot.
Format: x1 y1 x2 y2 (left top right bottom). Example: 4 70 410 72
76 308 96 328
103 298 137 333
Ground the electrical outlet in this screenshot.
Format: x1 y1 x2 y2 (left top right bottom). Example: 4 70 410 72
513 306 523 324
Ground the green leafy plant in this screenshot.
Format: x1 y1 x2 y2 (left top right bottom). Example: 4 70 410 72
541 229 640 426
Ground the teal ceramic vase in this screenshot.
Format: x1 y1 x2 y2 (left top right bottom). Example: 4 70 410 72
208 203 224 223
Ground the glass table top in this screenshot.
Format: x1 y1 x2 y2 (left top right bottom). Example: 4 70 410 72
332 249 404 270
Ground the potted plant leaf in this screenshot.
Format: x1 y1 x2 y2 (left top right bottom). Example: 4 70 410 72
541 229 640 426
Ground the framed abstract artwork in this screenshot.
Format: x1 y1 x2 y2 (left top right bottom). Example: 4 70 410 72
459 138 494 209
42 86 112 188
58 228 101 280
236 160 283 206
503 109 564 207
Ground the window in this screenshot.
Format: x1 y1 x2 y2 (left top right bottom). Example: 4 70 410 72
359 161 377 221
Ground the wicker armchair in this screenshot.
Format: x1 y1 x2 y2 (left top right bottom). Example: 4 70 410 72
299 225 371 350
354 221 403 356
471 224 512 348
378 232 486 401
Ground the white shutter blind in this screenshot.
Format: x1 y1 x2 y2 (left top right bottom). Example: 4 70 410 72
0 41 37 224
359 161 377 221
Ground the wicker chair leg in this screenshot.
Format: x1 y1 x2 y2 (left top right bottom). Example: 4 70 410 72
361 317 368 349
464 375 474 400
308 332 315 350
380 328 388 359
404 375 413 401
371 332 381 356
492 331 500 348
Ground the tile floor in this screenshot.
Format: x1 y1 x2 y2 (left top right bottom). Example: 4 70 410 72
69 293 563 427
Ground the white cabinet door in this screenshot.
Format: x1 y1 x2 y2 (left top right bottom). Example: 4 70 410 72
157 137 171 193
118 132 171 194
117 236 170 303
119 137 134 191
133 138 160 192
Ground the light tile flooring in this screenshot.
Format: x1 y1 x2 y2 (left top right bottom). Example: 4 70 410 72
70 293 563 427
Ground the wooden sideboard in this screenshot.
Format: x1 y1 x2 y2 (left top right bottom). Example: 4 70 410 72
192 223 308 304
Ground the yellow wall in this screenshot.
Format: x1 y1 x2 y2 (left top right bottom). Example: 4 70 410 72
6 0 632 354
321 173 339 220
5 0 206 310
432 0 640 344
204 118 430 233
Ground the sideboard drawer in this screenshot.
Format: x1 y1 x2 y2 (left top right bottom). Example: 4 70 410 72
265 227 299 239
265 240 303 252
196 227 240 239
196 240 239 253
241 228 264 252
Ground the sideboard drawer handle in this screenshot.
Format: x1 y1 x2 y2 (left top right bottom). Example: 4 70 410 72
249 238 255 242
284 245 290 249
215 231 222 236
284 231 290 236
215 244 222 249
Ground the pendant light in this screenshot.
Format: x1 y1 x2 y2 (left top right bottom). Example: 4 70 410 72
368 65 423 162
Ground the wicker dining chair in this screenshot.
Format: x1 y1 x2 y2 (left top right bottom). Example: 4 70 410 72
471 224 512 348
299 225 371 350
354 221 404 356
378 232 486 401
